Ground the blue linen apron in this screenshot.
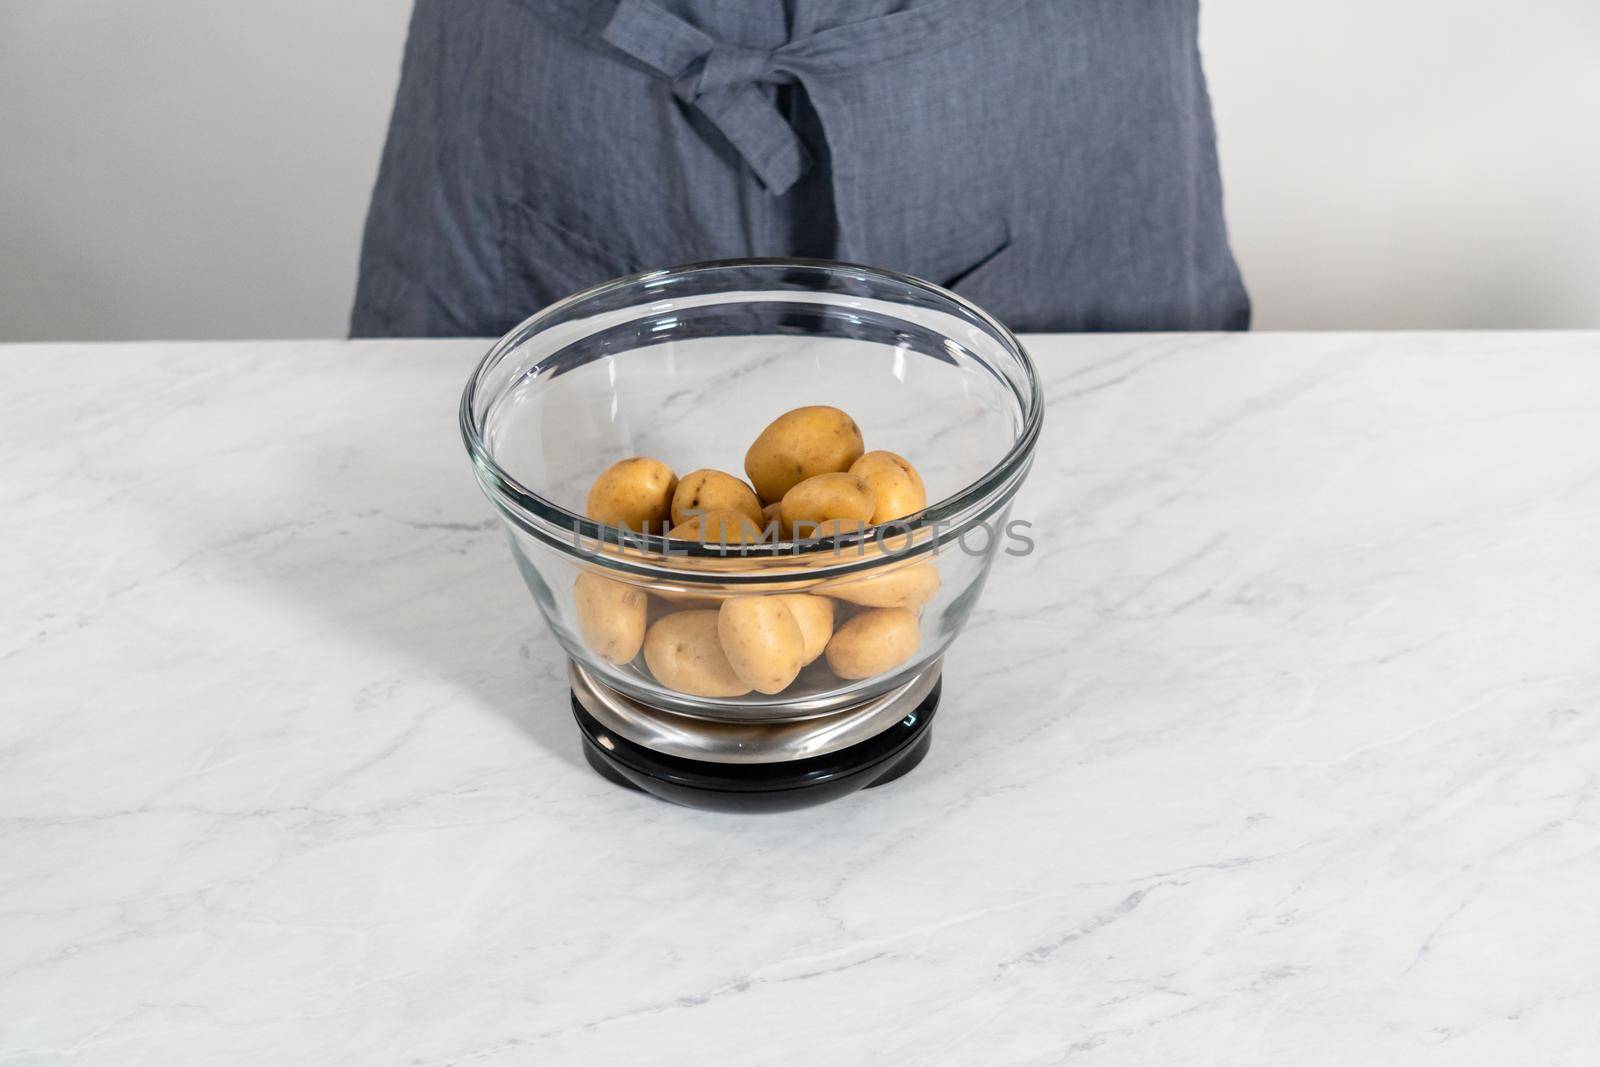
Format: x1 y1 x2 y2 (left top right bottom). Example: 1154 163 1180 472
352 0 1249 336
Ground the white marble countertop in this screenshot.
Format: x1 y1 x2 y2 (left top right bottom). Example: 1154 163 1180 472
3 332 1599 1064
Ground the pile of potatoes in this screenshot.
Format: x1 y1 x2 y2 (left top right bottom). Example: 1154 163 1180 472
573 405 941 699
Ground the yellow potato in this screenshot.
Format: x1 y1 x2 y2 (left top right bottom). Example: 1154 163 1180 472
822 559 941 609
667 508 764 545
810 518 868 539
586 457 677 533
825 607 921 680
643 610 752 697
717 597 805 694
849 450 928 524
771 594 834 665
779 473 874 538
657 510 765 603
759 501 784 542
671 469 764 528
572 573 648 664
651 573 824 605
744 406 865 503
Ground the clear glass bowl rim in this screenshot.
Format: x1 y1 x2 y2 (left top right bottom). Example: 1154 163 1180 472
459 257 1043 580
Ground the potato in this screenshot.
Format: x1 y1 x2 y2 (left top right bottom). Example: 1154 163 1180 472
643 610 752 697
825 608 921 680
652 593 727 609
744 406 865 503
717 597 805 694
671 469 763 528
657 509 764 604
759 501 784 542
822 559 941 610
771 594 834 665
849 450 928 524
586 457 677 533
779 473 874 538
803 518 867 541
668 508 764 545
572 573 648 664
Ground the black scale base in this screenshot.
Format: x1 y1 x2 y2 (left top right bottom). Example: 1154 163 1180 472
573 678 940 813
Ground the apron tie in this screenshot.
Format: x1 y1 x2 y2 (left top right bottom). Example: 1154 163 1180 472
602 0 809 195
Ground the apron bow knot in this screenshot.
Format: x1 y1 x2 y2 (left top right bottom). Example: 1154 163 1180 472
602 0 809 195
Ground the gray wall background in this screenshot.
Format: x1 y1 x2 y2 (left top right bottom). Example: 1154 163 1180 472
2 1 1598 341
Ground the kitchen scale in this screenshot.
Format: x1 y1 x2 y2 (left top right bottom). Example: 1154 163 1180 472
570 660 941 812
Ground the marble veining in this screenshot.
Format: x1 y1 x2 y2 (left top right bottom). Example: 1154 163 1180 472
2 333 1599 1064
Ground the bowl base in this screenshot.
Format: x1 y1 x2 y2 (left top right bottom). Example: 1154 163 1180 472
571 677 940 813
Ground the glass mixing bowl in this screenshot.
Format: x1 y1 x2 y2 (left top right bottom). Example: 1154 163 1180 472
461 260 1041 721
